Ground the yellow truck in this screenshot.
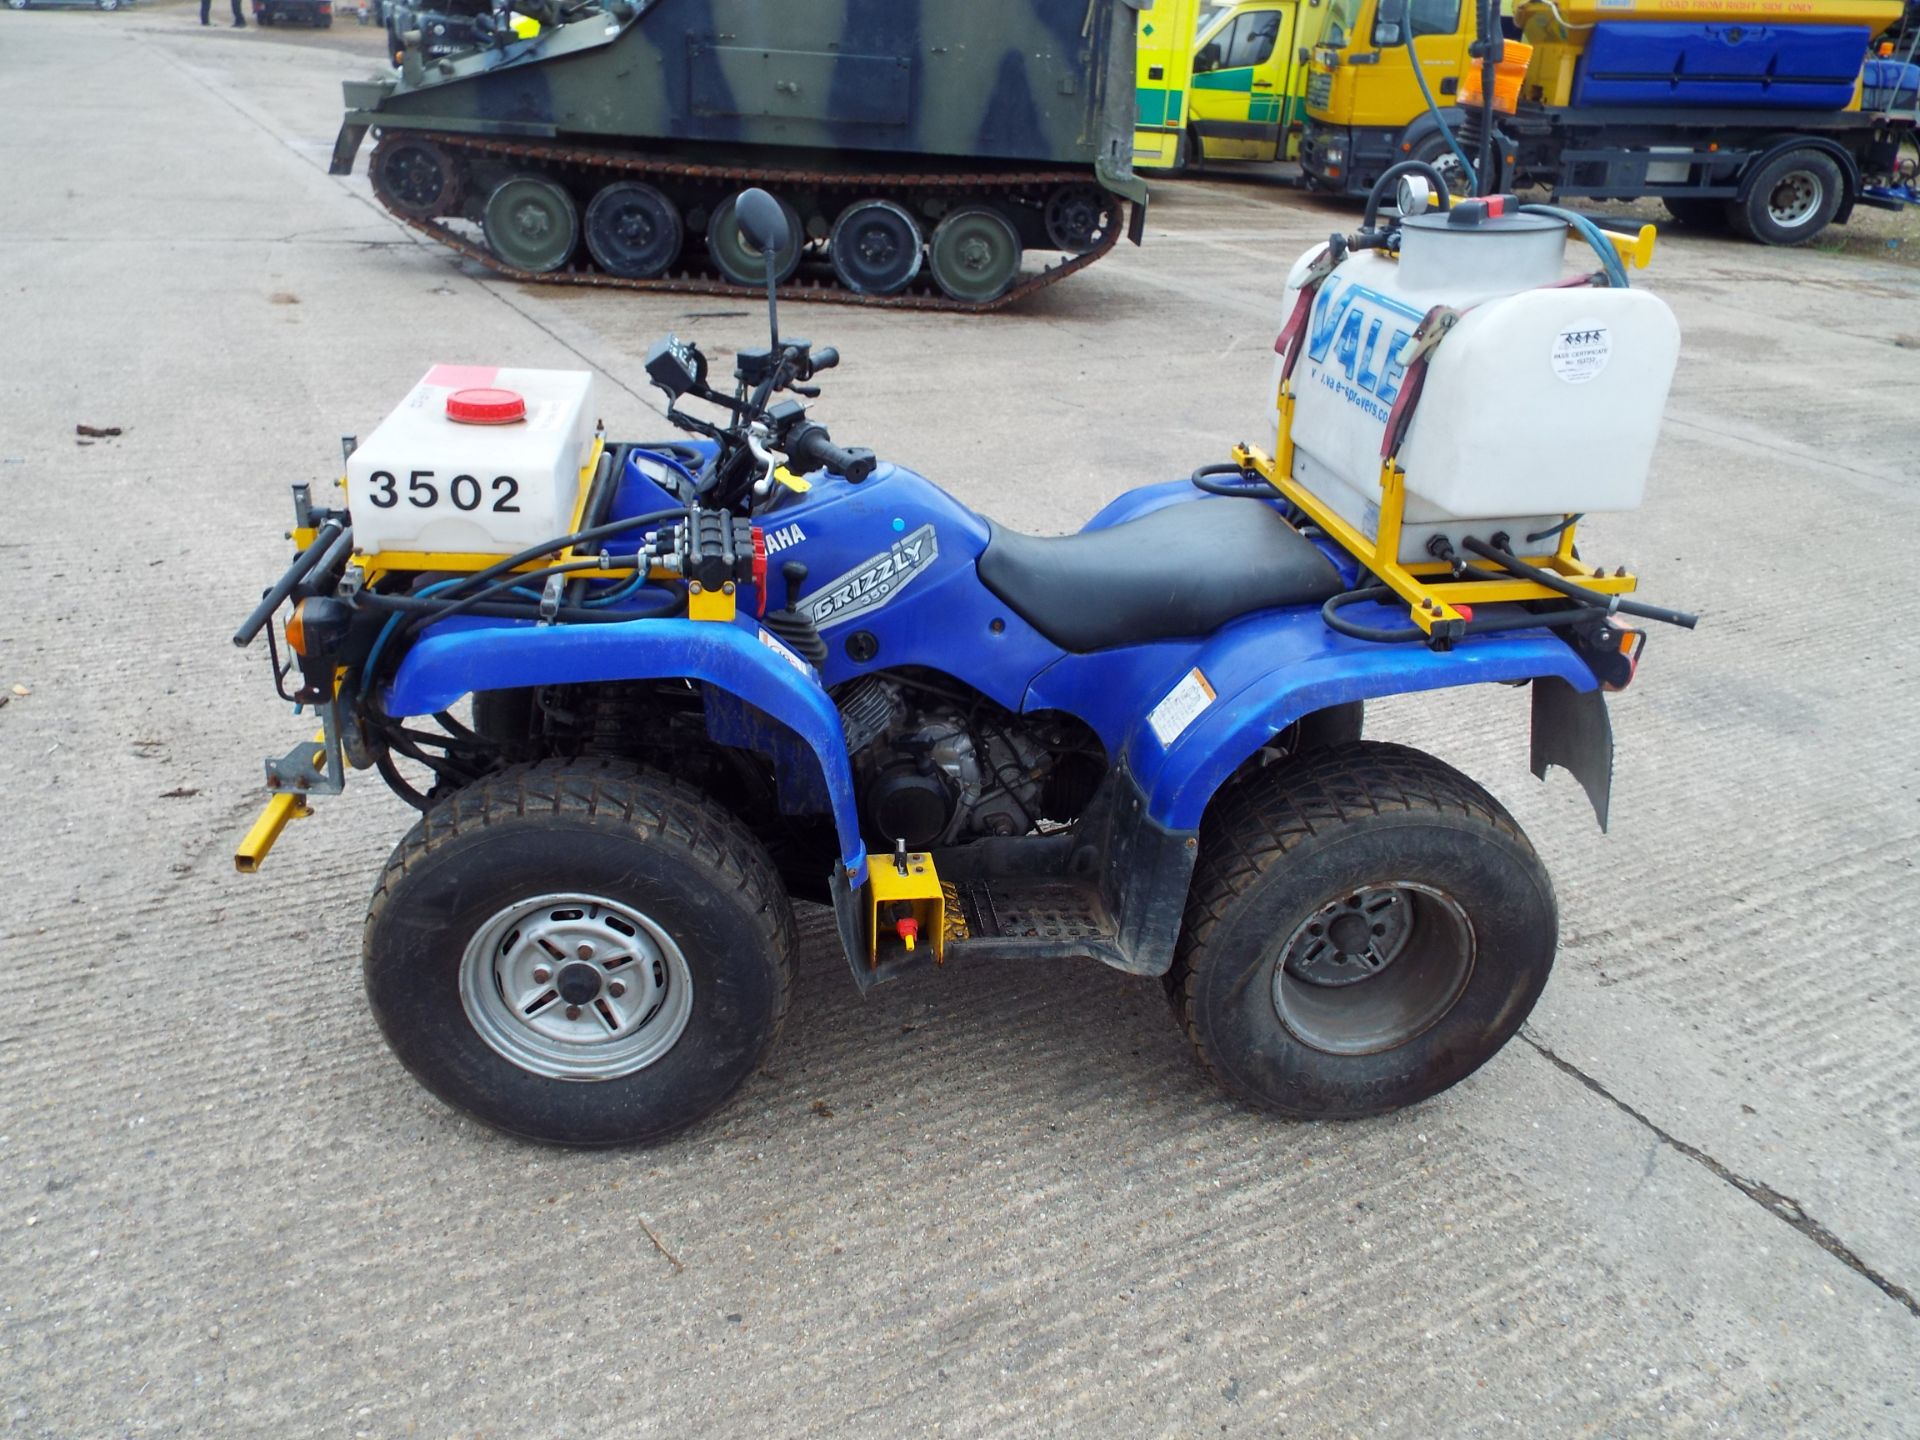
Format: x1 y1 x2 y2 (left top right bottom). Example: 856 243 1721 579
1298 0 1919 243
1135 0 1334 170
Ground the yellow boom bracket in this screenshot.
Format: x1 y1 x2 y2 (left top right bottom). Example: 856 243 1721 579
868 849 947 967
1246 384 1638 640
235 793 313 873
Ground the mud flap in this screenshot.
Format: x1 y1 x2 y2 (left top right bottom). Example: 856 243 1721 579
330 121 369 177
1531 676 1613 831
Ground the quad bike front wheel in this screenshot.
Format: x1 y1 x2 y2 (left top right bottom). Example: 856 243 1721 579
1170 741 1556 1118
362 758 795 1146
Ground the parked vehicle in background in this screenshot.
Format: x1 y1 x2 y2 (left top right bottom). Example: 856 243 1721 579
254 0 331 23
1136 0 1334 170
5 0 135 11
1300 0 1919 245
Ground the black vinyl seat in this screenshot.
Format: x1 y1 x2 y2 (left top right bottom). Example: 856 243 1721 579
977 498 1344 654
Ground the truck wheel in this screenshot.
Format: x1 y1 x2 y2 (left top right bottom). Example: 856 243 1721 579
1730 149 1843 246
362 759 796 1146
1410 134 1477 198
1169 741 1556 1118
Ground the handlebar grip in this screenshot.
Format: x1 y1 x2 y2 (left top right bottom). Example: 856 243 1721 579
810 346 839 372
787 421 875 484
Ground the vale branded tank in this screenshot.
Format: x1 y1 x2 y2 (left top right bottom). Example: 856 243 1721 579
1274 204 1680 565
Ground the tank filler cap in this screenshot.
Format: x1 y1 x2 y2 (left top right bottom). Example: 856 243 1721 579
446 387 527 425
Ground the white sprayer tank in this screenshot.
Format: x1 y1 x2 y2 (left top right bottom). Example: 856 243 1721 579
1273 208 1679 564
347 365 598 557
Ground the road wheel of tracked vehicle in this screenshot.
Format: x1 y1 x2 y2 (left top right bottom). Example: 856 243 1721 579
483 174 579 275
827 199 924 296
1044 185 1114 253
1730 148 1843 246
363 759 797 1147
1169 741 1556 1118
371 137 462 220
706 189 803 287
928 207 1022 304
583 181 683 279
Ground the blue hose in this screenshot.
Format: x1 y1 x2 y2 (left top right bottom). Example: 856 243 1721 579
1405 26 1478 190
1520 202 1630 288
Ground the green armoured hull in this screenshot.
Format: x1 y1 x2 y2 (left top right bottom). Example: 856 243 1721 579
336 0 1148 307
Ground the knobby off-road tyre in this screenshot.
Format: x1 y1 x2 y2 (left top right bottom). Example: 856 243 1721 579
363 758 796 1146
1169 741 1556 1118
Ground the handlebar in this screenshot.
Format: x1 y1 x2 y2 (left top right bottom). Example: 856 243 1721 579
785 420 876 484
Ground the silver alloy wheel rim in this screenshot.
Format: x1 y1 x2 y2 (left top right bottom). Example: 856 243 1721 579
1272 882 1475 1056
1768 171 1821 228
459 892 694 1082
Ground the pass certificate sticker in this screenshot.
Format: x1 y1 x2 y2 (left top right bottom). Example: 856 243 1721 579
1148 667 1217 747
1550 321 1611 384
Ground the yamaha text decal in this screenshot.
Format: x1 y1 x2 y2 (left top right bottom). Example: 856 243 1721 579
802 524 938 630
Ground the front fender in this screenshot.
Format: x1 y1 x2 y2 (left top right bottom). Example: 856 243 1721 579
384 618 867 882
1124 604 1599 832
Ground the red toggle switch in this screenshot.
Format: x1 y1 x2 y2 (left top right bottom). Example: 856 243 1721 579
895 917 920 952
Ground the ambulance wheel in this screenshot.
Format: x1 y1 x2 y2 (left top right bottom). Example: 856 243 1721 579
1169 742 1556 1119
362 758 796 1147
928 207 1022 303
1730 149 1842 246
584 181 683 279
706 190 803 287
483 174 579 274
828 199 924 296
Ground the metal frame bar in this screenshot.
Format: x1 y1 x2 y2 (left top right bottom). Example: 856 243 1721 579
1246 384 1638 641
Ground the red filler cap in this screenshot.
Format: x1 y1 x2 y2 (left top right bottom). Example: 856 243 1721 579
446 387 527 425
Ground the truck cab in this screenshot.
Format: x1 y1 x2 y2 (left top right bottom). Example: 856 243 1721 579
1136 0 1330 170
1299 0 1478 194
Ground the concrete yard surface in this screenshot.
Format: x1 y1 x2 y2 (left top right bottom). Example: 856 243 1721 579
1 12 1917 1438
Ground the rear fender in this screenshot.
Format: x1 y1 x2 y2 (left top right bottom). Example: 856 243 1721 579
383 618 868 883
1124 607 1604 832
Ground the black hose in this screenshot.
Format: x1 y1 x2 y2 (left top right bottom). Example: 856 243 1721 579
1321 585 1601 643
1460 537 1699 628
419 506 684 608
355 591 680 626
1361 160 1454 230
232 519 346 646
1475 0 1498 194
1190 461 1276 498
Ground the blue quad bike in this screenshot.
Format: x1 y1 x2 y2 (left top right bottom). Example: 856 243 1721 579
235 188 1691 1147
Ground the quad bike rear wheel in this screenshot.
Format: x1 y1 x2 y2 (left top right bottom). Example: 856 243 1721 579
1170 741 1556 1117
363 758 796 1146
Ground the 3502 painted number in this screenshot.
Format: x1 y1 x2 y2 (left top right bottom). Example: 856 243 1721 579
364 468 521 513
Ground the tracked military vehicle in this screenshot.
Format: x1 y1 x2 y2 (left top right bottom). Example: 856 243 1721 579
331 0 1148 309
